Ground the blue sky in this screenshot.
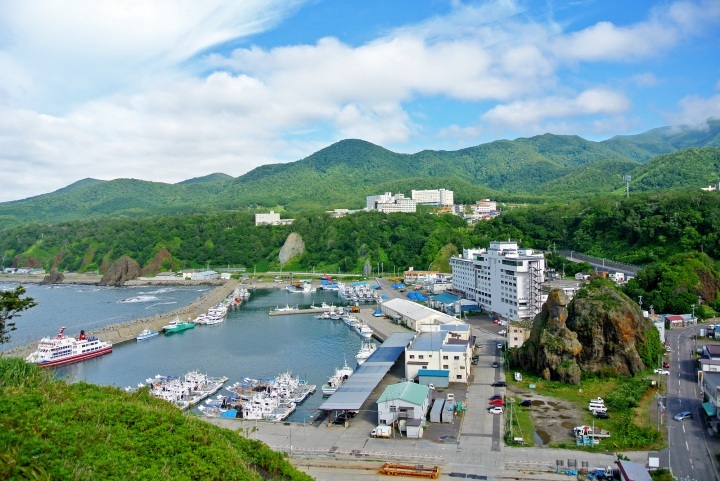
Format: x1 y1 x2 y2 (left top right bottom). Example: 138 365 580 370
0 0 718 202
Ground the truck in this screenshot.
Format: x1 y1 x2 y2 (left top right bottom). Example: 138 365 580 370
370 425 392 438
573 425 611 438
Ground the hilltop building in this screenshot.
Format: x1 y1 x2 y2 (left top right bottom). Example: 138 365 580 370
411 188 454 206
450 241 545 321
366 192 417 213
255 211 294 226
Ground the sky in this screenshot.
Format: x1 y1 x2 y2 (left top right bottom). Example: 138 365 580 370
0 0 719 202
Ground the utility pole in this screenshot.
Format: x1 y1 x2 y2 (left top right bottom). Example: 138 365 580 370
624 175 631 198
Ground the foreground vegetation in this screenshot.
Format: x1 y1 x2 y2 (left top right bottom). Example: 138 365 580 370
0 358 311 481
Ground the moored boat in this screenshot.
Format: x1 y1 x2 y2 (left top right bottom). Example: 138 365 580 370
354 322 374 339
26 327 112 368
321 359 354 396
136 329 159 341
355 341 377 365
162 317 195 334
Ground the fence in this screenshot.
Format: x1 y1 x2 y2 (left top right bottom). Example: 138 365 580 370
556 250 641 276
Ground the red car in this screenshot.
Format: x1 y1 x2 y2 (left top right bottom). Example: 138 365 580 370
489 398 505 406
663 361 670 368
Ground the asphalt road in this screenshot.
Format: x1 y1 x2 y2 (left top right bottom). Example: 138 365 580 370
665 325 720 481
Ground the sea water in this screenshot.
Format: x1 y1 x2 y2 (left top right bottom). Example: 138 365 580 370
13 285 360 422
0 282 212 351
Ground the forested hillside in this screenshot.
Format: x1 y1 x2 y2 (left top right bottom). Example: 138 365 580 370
1 122 719 227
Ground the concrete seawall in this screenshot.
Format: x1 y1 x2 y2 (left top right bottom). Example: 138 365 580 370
3 280 244 360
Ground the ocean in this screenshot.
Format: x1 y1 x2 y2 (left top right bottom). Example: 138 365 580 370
3 282 360 422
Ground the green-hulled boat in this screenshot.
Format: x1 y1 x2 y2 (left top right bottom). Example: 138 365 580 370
162 317 195 334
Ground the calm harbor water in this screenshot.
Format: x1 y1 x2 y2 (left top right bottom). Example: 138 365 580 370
0 282 212 351
15 285 360 422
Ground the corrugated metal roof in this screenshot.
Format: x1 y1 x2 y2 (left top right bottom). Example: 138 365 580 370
319 332 415 411
432 293 460 304
408 332 467 352
382 298 458 324
417 369 450 377
377 381 430 406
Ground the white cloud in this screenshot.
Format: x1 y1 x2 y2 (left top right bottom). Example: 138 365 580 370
667 94 720 127
629 72 658 88
481 88 630 127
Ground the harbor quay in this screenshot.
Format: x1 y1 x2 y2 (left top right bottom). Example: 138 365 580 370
206 303 646 481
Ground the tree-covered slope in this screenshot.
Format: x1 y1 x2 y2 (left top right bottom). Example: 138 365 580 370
1 122 720 227
629 147 720 192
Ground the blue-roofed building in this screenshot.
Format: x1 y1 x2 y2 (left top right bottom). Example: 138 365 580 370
377 381 431 425
416 369 450 388
405 329 473 383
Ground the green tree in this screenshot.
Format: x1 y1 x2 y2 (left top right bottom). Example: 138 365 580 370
0 286 37 344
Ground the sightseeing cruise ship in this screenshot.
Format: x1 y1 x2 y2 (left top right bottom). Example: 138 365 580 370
26 327 112 367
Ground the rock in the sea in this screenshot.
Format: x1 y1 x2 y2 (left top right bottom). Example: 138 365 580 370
279 232 305 265
40 268 64 285
518 278 662 384
100 256 141 286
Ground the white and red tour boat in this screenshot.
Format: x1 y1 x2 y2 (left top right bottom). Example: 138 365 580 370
26 327 112 367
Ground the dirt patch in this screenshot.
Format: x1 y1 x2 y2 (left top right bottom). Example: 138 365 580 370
508 386 587 446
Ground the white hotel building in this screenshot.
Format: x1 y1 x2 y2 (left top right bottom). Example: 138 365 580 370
450 241 545 321
411 188 454 206
366 192 417 213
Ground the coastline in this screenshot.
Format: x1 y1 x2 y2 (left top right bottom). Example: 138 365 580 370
1 277 280 360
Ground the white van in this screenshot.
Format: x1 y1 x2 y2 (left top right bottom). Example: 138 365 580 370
588 403 607 413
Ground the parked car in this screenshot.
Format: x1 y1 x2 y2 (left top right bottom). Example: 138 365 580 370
489 394 503 401
653 369 670 375
594 411 610 419
519 399 532 407
497 343 503 349
492 361 499 368
498 329 507 335
663 361 670 368
489 399 504 406
491 381 507 387
674 411 693 421
488 406 504 414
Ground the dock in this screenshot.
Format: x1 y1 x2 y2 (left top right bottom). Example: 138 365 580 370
268 307 333 316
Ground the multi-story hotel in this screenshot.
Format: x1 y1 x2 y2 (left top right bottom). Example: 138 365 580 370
411 188 454 206
366 192 417 213
450 241 545 321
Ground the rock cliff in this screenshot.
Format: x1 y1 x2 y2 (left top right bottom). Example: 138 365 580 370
518 278 661 384
100 256 141 286
279 232 305 265
40 268 64 285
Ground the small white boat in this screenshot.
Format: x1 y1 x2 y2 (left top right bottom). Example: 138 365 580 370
270 304 299 314
355 341 377 365
321 359 354 396
136 329 159 341
354 322 373 339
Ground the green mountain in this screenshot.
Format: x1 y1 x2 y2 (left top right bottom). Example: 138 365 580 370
1 121 719 228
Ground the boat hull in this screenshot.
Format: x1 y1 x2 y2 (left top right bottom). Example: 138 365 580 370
33 346 113 368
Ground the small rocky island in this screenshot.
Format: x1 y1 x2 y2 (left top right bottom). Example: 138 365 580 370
516 278 663 384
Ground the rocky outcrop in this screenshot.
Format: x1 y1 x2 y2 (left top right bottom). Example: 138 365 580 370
40 268 64 285
100 256 141 286
141 248 175 276
279 233 305 265
518 279 661 384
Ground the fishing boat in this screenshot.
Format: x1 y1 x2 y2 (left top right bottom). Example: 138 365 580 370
354 322 374 339
136 329 159 341
162 317 195 334
321 359 354 396
270 304 299 314
146 371 228 410
26 327 112 368
355 341 377 365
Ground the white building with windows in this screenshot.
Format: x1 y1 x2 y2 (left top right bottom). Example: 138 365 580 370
255 211 294 226
472 199 497 214
450 241 545 321
411 188 454 206
404 329 473 383
366 192 417 213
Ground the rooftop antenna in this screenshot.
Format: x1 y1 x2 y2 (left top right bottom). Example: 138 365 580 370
623 175 632 198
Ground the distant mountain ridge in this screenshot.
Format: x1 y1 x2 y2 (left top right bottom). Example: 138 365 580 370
1 120 719 228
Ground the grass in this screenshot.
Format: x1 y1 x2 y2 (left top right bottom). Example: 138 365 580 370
0 358 312 481
506 370 665 451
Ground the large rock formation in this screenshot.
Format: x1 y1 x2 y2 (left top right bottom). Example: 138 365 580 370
100 256 141 286
279 232 305 265
141 248 175 276
40 268 64 285
518 278 661 384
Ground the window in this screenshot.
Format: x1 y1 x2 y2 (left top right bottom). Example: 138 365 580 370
409 355 415 359
442 355 448 360
419 355 424 359
443 364 449 369
454 356 460 360
456 375 463 380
